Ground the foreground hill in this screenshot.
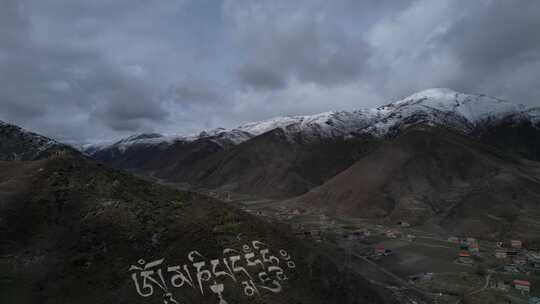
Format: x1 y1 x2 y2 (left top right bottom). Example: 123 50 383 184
292 127 540 241
87 89 540 199
0 153 394 303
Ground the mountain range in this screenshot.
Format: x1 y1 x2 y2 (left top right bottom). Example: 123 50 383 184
84 88 540 198
2 87 540 303
0 121 393 304
77 88 540 242
3 88 540 238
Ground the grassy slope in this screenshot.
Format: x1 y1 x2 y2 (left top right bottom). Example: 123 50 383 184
0 155 392 304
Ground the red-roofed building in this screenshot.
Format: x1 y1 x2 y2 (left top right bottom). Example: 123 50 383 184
457 251 473 264
513 279 530 294
374 245 385 255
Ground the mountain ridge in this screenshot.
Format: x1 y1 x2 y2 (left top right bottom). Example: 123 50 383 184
84 88 540 199
0 120 79 161
84 88 539 155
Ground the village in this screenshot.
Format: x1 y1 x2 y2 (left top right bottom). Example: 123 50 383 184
239 203 540 304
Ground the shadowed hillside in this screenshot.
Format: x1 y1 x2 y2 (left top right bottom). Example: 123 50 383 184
293 127 540 240
0 154 395 304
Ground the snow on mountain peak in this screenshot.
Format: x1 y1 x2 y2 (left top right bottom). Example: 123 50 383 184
364 88 530 137
85 88 537 154
234 110 379 141
394 88 459 105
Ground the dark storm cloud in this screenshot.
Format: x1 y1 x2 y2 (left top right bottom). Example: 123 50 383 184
172 79 225 104
225 0 373 91
237 65 287 91
0 0 539 144
0 0 179 141
432 1 540 103
442 2 540 68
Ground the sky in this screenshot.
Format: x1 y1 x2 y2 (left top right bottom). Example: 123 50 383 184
1 0 540 144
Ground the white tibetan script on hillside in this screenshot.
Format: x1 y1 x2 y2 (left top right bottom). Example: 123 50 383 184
129 240 296 304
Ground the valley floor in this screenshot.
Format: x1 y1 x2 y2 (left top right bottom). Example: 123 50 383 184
233 197 540 304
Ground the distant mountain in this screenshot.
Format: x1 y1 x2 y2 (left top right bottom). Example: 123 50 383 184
364 88 530 137
87 88 539 155
87 129 252 175
85 111 381 198
291 127 540 240
160 128 380 198
0 120 79 160
86 89 540 198
84 110 379 156
0 126 393 304
87 89 540 197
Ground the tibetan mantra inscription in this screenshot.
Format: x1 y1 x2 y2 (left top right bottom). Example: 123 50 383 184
129 240 296 304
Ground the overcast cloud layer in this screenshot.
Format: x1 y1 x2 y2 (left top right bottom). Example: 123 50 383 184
1 0 539 143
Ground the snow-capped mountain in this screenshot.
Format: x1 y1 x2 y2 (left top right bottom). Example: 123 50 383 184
83 128 253 155
363 88 532 137
82 112 377 155
85 88 539 155
84 88 540 199
235 109 380 140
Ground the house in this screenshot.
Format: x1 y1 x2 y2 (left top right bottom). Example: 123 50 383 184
528 251 540 260
374 245 386 255
513 255 527 266
511 240 523 249
491 280 510 291
495 249 507 259
318 214 328 221
408 273 433 284
529 296 540 304
507 249 519 257
466 237 477 244
457 251 473 264
385 229 401 239
503 265 520 273
513 279 530 294
406 234 416 242
527 251 540 268
448 236 459 243
397 221 410 228
352 231 364 240
469 243 480 255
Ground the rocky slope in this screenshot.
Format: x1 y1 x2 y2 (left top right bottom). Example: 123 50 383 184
292 127 540 240
157 128 380 198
